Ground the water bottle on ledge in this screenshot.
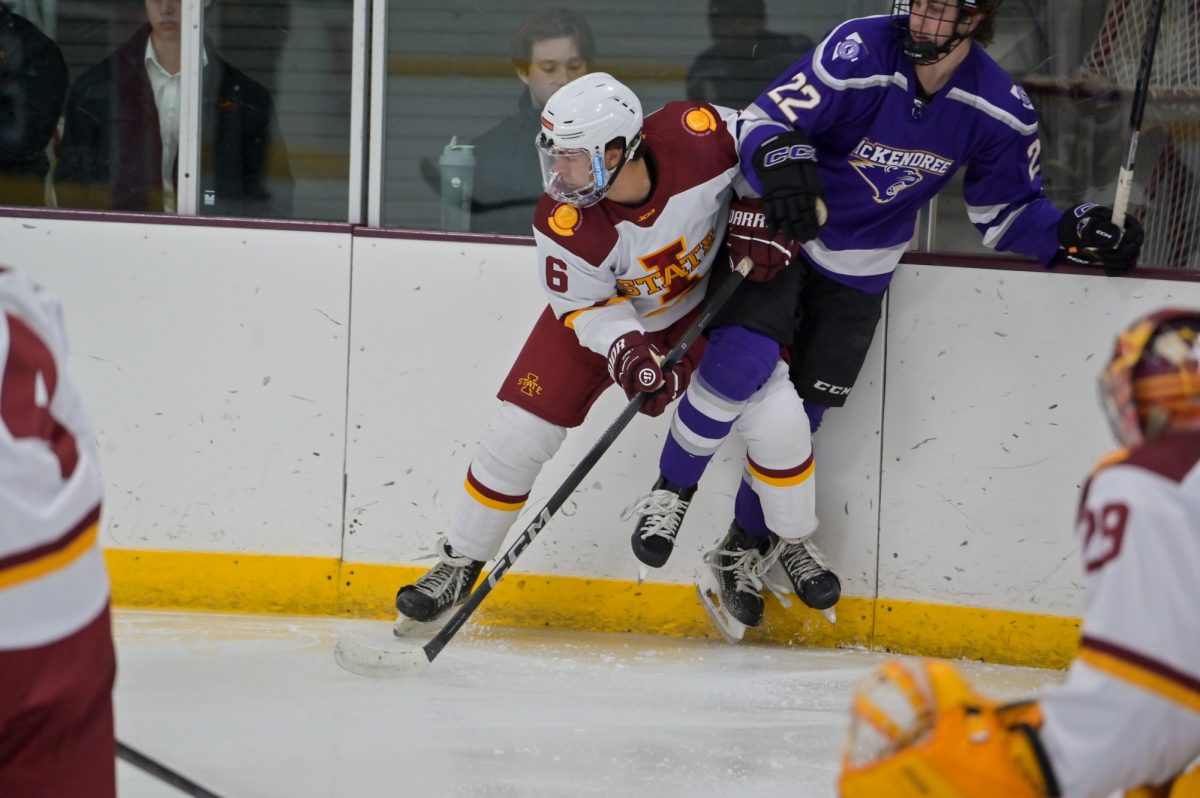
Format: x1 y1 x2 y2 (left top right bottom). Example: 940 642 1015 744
439 137 476 232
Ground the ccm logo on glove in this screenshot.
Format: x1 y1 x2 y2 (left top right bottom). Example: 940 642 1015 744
1058 202 1144 276
752 130 828 242
762 142 817 167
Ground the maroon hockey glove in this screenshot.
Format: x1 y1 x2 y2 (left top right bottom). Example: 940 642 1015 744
640 358 692 418
608 331 670 413
751 130 827 243
726 197 802 283
1058 203 1144 276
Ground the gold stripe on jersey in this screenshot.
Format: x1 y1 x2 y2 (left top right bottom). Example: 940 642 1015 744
562 296 631 330
1090 447 1132 477
0 522 100 590
463 479 526 513
1079 638 1200 715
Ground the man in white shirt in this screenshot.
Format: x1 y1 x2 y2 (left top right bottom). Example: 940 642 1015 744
56 0 292 217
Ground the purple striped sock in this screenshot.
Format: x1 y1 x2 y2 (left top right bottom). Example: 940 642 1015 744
657 325 780 489
734 478 771 539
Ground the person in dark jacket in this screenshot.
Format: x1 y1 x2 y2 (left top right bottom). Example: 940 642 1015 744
0 1 67 207
55 0 291 217
686 0 813 110
468 8 594 235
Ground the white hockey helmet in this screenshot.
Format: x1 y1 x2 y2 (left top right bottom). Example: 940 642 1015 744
535 72 643 208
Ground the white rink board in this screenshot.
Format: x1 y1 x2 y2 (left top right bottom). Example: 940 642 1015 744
4 214 1198 617
344 236 884 593
1 216 351 556
881 264 1200 615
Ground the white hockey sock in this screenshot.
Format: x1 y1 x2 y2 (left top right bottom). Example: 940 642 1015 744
446 402 566 562
736 364 818 541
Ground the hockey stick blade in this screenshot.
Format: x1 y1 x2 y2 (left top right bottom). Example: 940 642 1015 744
334 622 428 677
421 256 755 663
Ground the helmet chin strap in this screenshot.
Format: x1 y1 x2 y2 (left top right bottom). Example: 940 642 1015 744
900 8 974 65
594 132 644 204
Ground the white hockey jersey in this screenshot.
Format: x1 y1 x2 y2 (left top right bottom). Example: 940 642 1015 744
1039 432 1200 797
531 101 746 357
0 269 108 650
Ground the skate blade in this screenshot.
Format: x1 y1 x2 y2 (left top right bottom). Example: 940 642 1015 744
393 612 445 639
820 606 837 625
637 564 650 585
335 622 429 678
695 572 747 645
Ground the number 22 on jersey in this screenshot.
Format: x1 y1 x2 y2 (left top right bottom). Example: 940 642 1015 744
768 72 823 123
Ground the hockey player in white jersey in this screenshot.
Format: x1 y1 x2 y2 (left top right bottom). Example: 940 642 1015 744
393 73 817 630
838 307 1200 798
0 268 114 797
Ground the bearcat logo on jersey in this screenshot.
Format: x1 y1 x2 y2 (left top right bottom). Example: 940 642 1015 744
683 107 718 135
849 139 954 203
616 229 717 303
548 204 581 237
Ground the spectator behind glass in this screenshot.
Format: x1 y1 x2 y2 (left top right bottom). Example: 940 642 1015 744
469 8 594 235
0 0 67 207
686 0 813 109
54 0 292 217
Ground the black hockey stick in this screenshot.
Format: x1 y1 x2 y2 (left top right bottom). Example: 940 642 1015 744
1111 0 1167 231
117 741 226 798
422 255 755 662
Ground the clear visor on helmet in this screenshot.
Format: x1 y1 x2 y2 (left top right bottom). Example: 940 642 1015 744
536 138 613 208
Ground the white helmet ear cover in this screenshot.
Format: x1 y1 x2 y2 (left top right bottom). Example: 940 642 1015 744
536 72 644 206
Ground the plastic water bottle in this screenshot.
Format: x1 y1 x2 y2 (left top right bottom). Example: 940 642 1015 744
439 137 476 232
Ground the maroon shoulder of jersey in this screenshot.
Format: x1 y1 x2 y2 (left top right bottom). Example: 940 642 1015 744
644 101 740 189
1121 429 1200 484
532 194 619 266
1080 429 1200 510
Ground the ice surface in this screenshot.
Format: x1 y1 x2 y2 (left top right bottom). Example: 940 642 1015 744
113 611 1064 798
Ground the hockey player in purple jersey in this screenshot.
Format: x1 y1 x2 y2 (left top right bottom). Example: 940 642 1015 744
627 0 1146 642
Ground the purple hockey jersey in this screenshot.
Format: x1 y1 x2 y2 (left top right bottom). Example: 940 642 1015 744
738 14 1064 293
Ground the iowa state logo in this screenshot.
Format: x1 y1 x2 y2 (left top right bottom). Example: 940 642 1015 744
849 139 954 204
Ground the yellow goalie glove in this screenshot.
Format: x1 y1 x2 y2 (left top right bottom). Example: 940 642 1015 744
838 658 1059 798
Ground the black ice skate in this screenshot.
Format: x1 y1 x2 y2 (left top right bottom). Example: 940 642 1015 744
771 534 841 624
621 475 696 581
696 522 775 644
393 536 484 637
